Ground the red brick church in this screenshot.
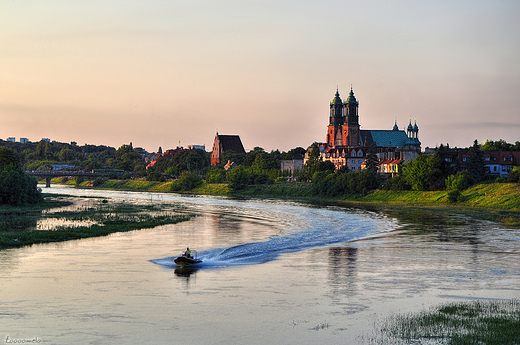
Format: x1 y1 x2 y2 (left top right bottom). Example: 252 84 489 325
314 87 421 174
210 133 246 166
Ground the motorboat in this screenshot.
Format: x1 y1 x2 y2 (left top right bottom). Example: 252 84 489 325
174 253 202 266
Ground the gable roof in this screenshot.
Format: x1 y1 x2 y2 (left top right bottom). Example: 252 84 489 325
217 135 245 153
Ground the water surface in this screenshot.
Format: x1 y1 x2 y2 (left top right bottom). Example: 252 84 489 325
1 186 519 344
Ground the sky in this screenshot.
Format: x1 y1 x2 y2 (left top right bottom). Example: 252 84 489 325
1 0 519 153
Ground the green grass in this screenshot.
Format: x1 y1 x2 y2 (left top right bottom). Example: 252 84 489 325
0 195 194 249
45 178 520 225
191 183 231 195
369 300 520 345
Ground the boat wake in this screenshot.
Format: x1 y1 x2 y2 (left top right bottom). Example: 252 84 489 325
152 205 397 269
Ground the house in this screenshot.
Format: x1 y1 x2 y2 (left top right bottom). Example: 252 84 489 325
437 149 520 178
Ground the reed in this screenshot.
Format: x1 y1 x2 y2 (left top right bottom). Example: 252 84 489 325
0 196 194 249
367 300 520 345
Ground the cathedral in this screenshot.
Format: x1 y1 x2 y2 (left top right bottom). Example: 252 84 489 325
317 87 421 174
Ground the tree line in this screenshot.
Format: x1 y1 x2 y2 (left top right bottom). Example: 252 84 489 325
2 137 518 200
0 148 42 206
0 139 147 177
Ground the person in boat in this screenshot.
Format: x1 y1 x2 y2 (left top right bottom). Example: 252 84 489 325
184 247 191 258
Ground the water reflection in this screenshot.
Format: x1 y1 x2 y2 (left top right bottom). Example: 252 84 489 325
327 247 358 299
174 267 199 278
3 186 518 345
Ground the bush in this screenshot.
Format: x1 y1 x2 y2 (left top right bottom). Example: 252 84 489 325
447 189 462 203
205 167 225 183
445 170 471 191
382 175 410 191
226 166 251 191
507 167 519 183
92 178 106 187
171 171 203 192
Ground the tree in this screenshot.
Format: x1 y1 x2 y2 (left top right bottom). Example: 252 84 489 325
466 139 485 184
226 166 251 190
301 142 321 180
171 171 203 192
507 166 520 183
445 170 471 191
481 139 514 151
0 148 42 205
403 154 445 191
365 144 379 173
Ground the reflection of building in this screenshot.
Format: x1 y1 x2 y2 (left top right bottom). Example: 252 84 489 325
311 88 421 174
210 133 246 166
327 247 358 300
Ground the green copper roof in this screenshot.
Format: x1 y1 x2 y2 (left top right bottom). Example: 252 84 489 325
330 89 343 105
346 87 358 104
369 130 409 147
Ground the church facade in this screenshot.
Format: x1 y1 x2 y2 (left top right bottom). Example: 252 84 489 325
313 88 421 174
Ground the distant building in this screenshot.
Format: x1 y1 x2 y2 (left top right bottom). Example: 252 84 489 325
310 87 421 172
7 137 15 143
280 155 304 175
20 138 29 144
210 133 246 166
146 146 204 169
187 144 206 151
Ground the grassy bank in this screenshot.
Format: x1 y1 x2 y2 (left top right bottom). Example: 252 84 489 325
368 299 520 345
0 195 194 249
46 177 520 225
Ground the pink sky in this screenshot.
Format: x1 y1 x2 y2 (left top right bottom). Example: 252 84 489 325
1 1 519 152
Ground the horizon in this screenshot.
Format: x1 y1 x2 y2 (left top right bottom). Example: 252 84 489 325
1 1 519 153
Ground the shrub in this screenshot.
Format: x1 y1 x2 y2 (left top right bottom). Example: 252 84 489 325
171 171 203 192
507 167 519 183
445 170 471 191
92 178 106 187
226 166 252 190
447 189 462 203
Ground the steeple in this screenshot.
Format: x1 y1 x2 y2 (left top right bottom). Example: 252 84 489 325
346 86 359 126
407 120 413 138
329 88 344 126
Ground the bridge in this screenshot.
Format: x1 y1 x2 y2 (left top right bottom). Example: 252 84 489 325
27 171 116 187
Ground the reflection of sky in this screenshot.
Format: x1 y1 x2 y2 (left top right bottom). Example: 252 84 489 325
2 187 520 344
2 1 519 151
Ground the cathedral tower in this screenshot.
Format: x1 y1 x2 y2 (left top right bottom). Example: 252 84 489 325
327 89 345 147
343 87 360 147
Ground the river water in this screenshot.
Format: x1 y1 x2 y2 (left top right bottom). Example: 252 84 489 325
1 186 519 344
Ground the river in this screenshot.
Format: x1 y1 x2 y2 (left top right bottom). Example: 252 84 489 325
1 186 519 344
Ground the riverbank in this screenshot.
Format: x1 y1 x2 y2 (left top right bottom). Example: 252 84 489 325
0 193 194 249
46 177 520 226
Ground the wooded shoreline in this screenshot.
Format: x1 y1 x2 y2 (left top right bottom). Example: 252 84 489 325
43 178 520 227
